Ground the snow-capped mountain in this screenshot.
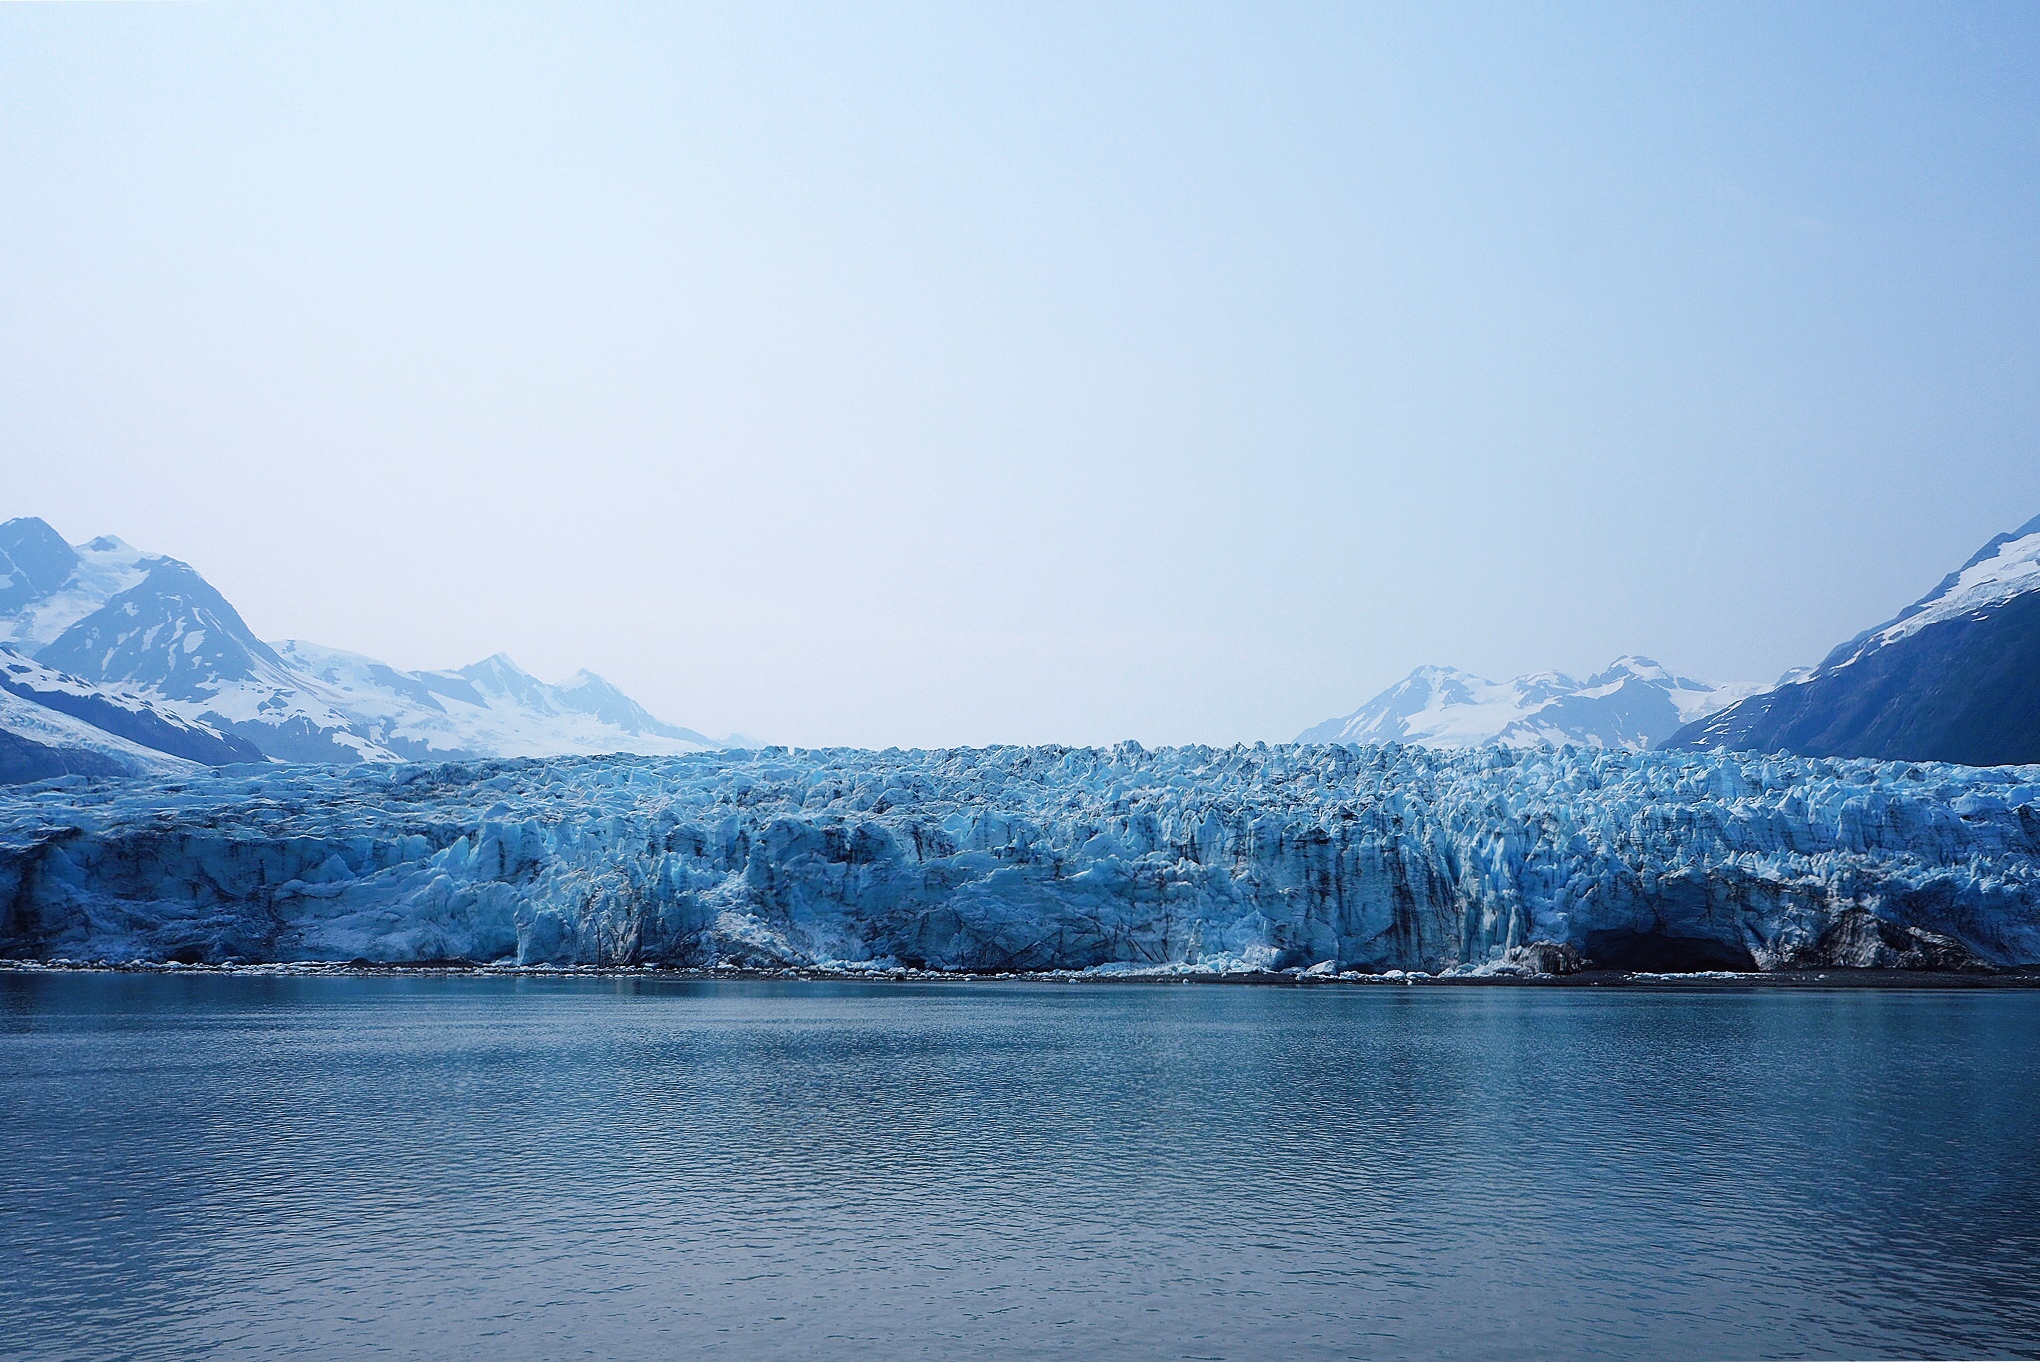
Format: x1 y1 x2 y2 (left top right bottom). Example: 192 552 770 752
0 648 262 767
1297 657 1760 751
0 518 262 777
272 641 717 760
0 688 203 784
0 516 722 772
0 519 161 653
1666 513 2040 765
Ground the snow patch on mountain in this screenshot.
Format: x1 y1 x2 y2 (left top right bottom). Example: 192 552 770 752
1664 513 2040 765
272 642 718 759
0 521 159 654
0 517 723 765
1827 513 2040 667
0 648 263 768
0 689 201 780
1299 657 1760 750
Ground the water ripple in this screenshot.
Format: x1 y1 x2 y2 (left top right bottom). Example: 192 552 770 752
2 976 2037 1360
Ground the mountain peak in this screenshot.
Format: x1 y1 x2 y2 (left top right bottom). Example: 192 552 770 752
465 651 532 676
551 668 716 745
1665 512 2040 764
1300 657 1755 750
1851 514 2040 663
1604 653 1664 673
35 557 286 701
0 517 81 613
1 519 724 773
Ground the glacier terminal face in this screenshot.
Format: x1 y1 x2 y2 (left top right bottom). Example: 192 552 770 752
2 744 2037 973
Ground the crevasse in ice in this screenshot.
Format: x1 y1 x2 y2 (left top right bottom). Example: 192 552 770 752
3 742 2037 972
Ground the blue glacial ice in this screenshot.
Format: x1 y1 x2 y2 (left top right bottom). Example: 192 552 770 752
3 742 2038 973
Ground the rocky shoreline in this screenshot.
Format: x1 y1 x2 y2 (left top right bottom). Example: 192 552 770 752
6 957 2037 990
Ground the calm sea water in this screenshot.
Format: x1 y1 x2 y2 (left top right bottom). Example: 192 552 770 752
2 975 2037 1361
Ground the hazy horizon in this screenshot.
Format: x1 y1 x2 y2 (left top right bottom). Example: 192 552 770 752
7 3 2040 748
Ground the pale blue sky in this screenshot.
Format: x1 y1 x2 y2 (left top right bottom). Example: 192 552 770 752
4 3 2039 747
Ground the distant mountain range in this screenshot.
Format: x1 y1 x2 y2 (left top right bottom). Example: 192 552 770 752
1664 514 2040 765
10 506 2040 782
1300 512 2040 767
1297 657 1764 751
0 516 725 781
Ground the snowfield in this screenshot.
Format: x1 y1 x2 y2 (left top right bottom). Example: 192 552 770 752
4 743 2037 974
1298 657 1763 751
0 691 200 780
1855 512 2040 656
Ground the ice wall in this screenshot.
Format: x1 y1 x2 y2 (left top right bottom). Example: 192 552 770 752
3 743 2038 972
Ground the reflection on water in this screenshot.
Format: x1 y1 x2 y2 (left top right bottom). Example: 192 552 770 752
2 974 2037 1360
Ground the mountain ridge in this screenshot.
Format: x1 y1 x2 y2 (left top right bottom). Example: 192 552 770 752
1298 655 1761 751
0 516 723 776
0 648 263 767
1665 513 2040 765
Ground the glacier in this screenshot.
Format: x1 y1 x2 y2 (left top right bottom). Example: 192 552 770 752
4 743 2037 974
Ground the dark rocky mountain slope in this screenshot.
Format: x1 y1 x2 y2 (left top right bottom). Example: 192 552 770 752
1668 514 2040 766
